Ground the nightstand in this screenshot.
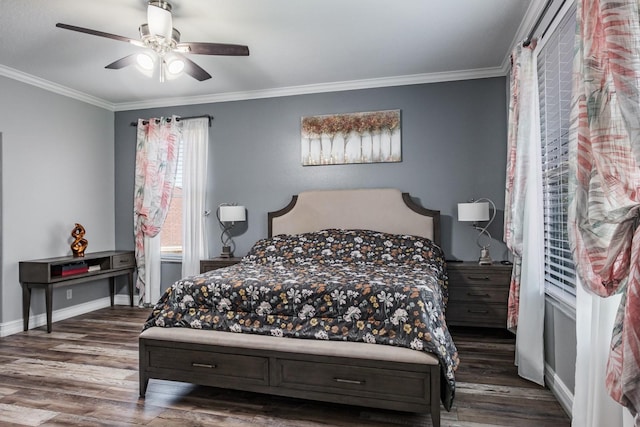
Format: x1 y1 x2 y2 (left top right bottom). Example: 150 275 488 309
445 262 512 328
200 257 242 273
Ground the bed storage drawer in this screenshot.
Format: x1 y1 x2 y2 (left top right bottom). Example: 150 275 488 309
144 345 269 388
273 358 430 404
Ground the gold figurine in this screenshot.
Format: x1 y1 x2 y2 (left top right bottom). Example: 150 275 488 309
71 223 88 257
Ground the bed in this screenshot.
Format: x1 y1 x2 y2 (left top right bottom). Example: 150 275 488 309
139 188 458 427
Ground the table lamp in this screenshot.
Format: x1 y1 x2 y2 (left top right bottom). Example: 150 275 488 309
457 198 496 265
217 203 246 258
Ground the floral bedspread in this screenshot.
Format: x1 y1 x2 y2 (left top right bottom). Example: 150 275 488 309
143 229 459 409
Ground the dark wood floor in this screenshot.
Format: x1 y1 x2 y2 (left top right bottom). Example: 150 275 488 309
0 306 570 426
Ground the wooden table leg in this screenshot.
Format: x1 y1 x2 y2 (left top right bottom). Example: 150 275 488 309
22 284 31 331
109 277 115 307
128 271 134 307
45 285 53 333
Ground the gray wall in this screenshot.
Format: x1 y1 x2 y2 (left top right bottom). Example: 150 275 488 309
0 76 115 329
115 77 510 278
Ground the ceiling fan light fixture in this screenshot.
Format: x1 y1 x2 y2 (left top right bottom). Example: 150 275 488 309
147 1 173 40
136 52 155 73
165 57 185 75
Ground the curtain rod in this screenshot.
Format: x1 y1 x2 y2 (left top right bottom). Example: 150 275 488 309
130 114 213 127
523 0 565 47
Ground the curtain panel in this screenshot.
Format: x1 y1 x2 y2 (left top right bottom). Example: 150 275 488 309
181 117 210 278
568 0 640 418
505 45 526 330
503 43 546 385
133 116 181 305
573 282 636 426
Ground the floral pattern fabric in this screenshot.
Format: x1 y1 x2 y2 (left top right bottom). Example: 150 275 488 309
144 229 459 410
569 0 640 417
133 116 181 304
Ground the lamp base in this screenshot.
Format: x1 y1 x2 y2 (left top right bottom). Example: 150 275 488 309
220 246 233 258
478 248 493 265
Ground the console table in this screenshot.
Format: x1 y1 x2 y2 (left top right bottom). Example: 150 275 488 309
19 250 136 333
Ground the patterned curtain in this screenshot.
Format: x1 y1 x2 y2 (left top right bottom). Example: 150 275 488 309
569 0 640 418
505 44 529 330
503 43 546 385
133 116 181 305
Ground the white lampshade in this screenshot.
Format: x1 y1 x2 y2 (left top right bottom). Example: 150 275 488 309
219 205 246 222
458 202 490 222
147 1 173 39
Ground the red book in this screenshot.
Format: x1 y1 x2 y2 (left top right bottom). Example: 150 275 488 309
61 267 89 276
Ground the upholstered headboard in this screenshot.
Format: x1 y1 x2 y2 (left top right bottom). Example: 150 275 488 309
268 188 441 245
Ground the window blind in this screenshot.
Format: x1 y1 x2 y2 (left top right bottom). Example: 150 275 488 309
537 4 577 300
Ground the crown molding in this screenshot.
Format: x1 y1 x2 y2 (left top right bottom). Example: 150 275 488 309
113 67 506 111
501 0 543 73
0 63 506 112
0 64 116 111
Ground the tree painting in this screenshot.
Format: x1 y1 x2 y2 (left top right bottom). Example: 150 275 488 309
301 110 401 166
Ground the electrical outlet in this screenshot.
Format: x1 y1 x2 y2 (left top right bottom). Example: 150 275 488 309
66 289 72 300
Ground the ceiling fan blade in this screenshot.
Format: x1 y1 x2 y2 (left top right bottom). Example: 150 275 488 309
177 42 249 56
180 56 212 81
56 23 137 44
105 54 137 70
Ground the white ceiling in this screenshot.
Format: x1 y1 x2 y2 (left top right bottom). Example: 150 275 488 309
0 0 539 111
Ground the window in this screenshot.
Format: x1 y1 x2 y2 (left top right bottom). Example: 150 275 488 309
537 4 577 302
160 138 183 256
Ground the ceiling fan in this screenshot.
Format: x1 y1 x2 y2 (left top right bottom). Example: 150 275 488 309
56 0 249 82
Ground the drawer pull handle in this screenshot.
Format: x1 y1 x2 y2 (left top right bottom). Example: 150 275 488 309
334 378 364 385
467 276 491 281
192 362 216 369
467 309 489 314
466 292 490 297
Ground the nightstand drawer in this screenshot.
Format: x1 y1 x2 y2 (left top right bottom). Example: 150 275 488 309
200 257 242 273
446 303 508 328
448 284 509 303
447 269 511 285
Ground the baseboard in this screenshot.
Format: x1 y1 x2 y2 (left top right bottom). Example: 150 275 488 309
545 362 573 418
0 294 133 337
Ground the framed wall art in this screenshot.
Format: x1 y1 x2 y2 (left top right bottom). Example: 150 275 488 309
301 109 401 166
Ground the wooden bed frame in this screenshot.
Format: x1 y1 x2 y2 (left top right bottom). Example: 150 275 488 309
139 188 443 427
